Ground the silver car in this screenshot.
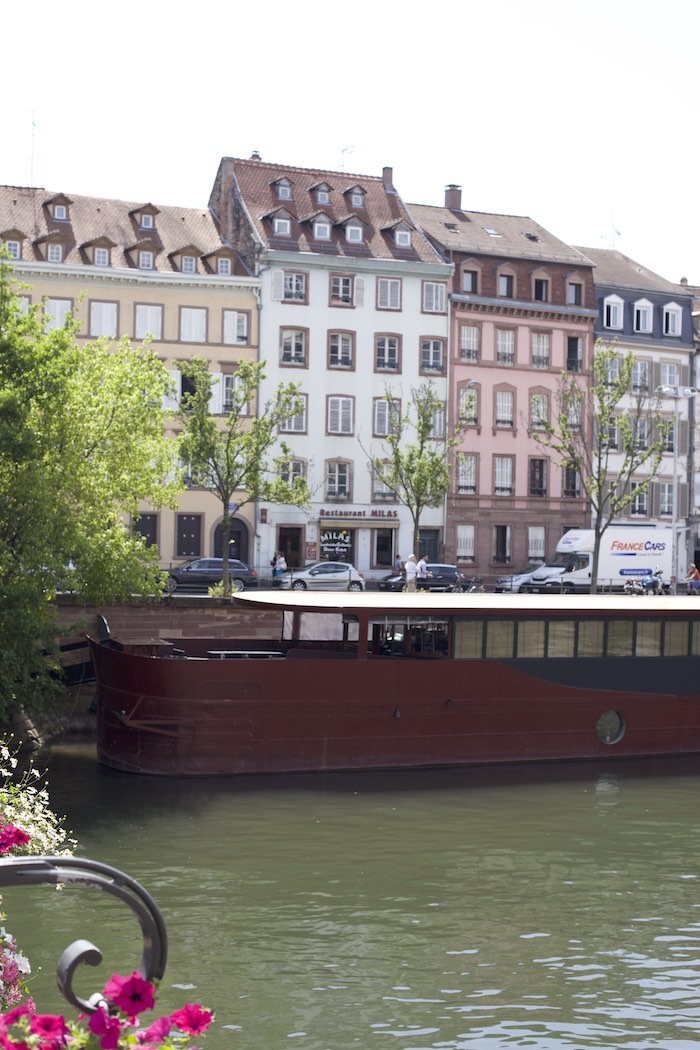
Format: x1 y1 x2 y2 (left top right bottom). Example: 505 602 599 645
494 563 543 593
274 561 365 591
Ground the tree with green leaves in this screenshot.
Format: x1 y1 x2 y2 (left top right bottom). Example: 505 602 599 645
0 260 181 719
368 381 465 556
533 343 669 592
177 357 310 595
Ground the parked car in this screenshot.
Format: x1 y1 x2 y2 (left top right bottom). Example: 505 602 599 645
164 557 258 594
493 563 543 593
273 561 365 591
378 563 477 593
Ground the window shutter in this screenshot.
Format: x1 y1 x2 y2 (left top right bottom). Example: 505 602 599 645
375 400 388 434
456 524 475 558
342 398 352 432
164 369 181 411
329 398 339 431
424 283 435 312
209 372 223 415
223 311 238 344
354 277 364 307
271 270 285 301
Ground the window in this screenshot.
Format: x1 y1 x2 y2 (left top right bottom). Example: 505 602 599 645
327 461 351 499
498 273 514 297
462 270 478 293
280 393 307 433
276 180 292 200
568 282 582 306
313 218 331 240
604 295 623 329
395 228 411 248
566 397 582 429
563 467 580 499
663 303 682 336
139 250 154 270
132 513 158 547
374 398 400 436
350 189 364 208
423 282 446 313
281 329 307 366
176 514 201 558
528 526 545 560
180 307 207 342
496 328 515 366
345 223 363 243
279 459 306 484
135 304 163 340
44 298 71 330
375 335 400 372
430 406 446 439
495 390 514 428
530 393 549 430
223 374 244 413
493 524 511 563
460 324 479 362
373 468 395 502
457 453 477 494
603 418 618 450
4 240 20 259
456 524 476 561
494 456 513 496
182 255 196 274
377 278 401 310
284 271 307 302
534 277 549 302
316 186 330 205
329 332 354 369
331 275 354 305
47 242 63 263
327 396 354 434
634 418 648 450
632 360 649 391
273 216 291 236
223 310 248 345
660 362 679 387
529 458 547 497
421 338 445 374
634 299 653 333
89 301 118 338
140 213 154 230
567 336 582 372
659 482 673 516
217 257 232 276
665 419 675 453
531 331 550 369
631 482 647 516
460 385 478 425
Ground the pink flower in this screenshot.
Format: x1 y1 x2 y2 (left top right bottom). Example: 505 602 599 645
170 1003 213 1036
0 825 30 855
29 1014 68 1046
136 1014 173 1046
0 1036 31 1050
102 972 155 1019
88 1006 124 1050
0 1006 33 1028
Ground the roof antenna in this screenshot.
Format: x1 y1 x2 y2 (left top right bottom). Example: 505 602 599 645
340 146 354 171
30 108 37 186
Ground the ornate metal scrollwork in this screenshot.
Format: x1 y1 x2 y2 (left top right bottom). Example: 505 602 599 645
0 856 168 1013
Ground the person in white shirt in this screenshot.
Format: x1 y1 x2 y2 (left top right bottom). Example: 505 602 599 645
404 554 418 592
417 554 429 586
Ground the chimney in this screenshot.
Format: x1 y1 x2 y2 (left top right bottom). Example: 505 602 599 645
445 184 462 210
250 150 261 161
382 166 395 193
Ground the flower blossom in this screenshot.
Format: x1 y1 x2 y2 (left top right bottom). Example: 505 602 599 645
88 1005 124 1050
29 1013 68 1045
102 972 155 1020
0 825 30 857
170 1003 213 1036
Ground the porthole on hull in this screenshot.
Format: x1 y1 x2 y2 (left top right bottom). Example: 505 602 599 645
597 709 625 745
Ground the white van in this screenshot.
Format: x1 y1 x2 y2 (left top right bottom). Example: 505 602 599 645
524 528 673 594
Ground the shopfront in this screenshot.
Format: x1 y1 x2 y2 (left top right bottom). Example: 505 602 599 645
317 509 399 570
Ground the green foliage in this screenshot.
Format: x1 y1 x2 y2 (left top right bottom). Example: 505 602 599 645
177 358 310 595
369 382 462 554
533 342 669 590
0 261 181 717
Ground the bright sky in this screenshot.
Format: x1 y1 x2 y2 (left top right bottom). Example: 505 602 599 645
5 0 699 286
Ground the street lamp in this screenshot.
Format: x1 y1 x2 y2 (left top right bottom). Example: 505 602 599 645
656 385 697 593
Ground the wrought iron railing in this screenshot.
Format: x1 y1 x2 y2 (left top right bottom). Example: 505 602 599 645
0 856 167 1013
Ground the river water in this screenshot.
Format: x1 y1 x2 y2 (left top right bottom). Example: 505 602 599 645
4 743 700 1050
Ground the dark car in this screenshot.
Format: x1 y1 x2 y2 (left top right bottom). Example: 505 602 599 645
164 557 258 594
378 563 478 593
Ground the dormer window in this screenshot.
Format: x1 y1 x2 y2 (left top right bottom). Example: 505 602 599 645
139 250 154 270
274 215 291 237
182 255 197 274
604 294 623 329
313 217 331 240
350 189 365 208
4 240 20 260
314 184 331 205
217 257 231 276
395 228 411 248
47 243 63 263
276 179 292 201
345 222 363 244
663 302 682 336
94 247 110 267
141 213 154 230
633 298 653 334
54 204 68 221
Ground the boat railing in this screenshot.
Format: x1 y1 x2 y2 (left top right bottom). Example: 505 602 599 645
0 856 167 1013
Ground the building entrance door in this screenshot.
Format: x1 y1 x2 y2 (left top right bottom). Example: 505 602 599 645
279 527 302 568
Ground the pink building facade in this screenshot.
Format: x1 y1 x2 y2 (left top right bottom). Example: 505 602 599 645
410 188 598 582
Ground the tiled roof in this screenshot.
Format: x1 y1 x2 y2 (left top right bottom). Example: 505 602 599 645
573 246 688 295
226 158 443 265
0 185 247 274
407 201 590 267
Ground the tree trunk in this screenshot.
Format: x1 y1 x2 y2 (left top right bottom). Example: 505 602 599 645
221 511 232 597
